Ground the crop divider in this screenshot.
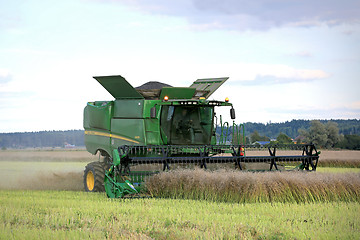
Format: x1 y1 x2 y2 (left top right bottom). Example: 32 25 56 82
268 146 279 171
231 146 243 170
199 146 209 169
162 148 170 171
118 145 131 175
301 144 319 171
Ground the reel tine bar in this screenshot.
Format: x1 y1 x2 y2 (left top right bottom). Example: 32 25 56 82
116 144 319 178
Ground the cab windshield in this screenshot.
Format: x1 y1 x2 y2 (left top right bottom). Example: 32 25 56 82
160 106 214 145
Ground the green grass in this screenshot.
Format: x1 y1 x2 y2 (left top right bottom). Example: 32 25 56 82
1 190 359 239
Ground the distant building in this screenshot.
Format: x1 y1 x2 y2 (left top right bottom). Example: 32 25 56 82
294 135 305 144
64 143 75 148
253 141 270 146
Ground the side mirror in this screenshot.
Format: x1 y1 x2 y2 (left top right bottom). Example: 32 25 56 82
150 106 157 118
230 108 236 119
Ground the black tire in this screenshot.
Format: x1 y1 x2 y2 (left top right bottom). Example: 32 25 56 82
83 161 110 192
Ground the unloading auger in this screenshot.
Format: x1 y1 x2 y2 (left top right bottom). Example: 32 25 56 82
82 75 320 198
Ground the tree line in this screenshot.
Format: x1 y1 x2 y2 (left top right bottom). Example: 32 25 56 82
243 121 360 150
242 119 360 139
221 119 360 150
0 130 84 149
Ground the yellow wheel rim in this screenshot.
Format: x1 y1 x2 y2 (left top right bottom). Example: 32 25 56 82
86 171 95 191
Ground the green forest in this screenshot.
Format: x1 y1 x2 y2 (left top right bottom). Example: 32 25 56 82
0 119 359 149
240 119 360 139
0 130 84 149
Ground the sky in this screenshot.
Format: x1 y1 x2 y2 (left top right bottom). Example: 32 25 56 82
0 0 359 133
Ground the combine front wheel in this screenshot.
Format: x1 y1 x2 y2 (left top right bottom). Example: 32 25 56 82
83 162 109 192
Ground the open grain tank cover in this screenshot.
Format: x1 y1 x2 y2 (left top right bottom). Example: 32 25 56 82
94 75 144 99
190 77 229 99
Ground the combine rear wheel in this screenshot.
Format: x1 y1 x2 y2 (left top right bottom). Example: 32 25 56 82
83 161 109 192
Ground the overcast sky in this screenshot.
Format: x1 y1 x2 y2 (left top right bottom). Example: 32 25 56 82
0 0 359 132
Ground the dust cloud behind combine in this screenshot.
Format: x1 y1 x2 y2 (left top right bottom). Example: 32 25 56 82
0 150 97 191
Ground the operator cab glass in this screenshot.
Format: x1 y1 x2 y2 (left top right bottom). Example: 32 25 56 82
160 106 214 145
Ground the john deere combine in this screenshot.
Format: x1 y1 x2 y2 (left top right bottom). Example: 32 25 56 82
83 75 319 198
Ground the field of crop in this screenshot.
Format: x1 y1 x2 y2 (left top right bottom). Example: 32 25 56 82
147 169 360 203
0 149 359 239
245 149 360 168
0 148 98 162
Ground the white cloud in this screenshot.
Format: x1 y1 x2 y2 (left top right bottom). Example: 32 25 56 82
0 69 12 84
293 51 312 58
349 101 360 110
255 64 328 80
190 62 330 84
114 60 329 86
331 101 360 111
103 0 360 31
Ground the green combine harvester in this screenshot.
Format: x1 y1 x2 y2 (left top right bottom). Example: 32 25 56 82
83 75 319 198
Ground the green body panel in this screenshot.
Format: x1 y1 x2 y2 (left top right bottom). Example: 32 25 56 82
144 119 162 145
143 100 162 145
84 99 161 157
84 129 112 156
83 101 114 156
159 87 196 100
84 101 113 131
111 118 145 145
113 99 144 118
142 100 161 118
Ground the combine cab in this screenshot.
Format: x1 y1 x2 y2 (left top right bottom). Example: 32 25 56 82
83 75 319 197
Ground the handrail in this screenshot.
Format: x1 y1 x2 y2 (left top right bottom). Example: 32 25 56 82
232 122 246 145
219 115 230 144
